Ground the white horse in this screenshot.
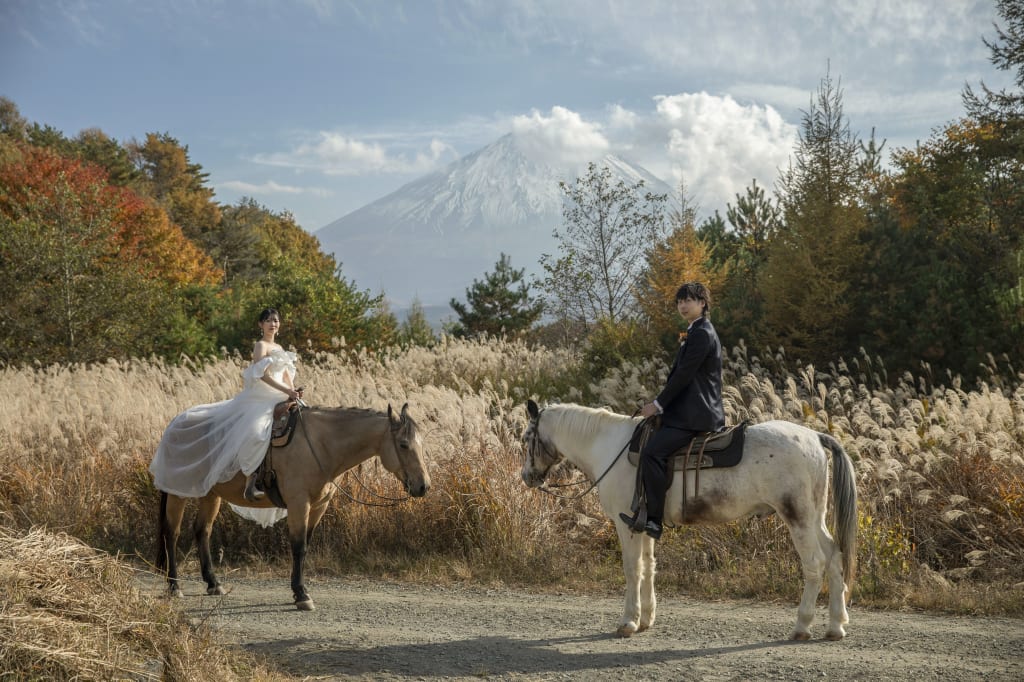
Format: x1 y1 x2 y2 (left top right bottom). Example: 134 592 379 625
521 400 857 641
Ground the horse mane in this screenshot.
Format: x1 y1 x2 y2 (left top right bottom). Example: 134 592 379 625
306 405 418 433
542 403 635 448
306 406 385 419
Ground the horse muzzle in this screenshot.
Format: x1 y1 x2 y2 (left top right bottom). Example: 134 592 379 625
521 471 545 488
405 478 430 497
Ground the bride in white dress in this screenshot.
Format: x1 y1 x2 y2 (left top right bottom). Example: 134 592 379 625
150 308 303 526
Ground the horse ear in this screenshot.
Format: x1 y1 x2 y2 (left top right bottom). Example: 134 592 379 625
387 404 396 422
527 399 540 419
400 403 410 420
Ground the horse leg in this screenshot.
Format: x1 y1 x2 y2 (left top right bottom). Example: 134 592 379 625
787 521 827 641
194 495 225 596
157 493 187 598
287 502 314 610
820 523 850 640
637 534 658 632
306 500 329 545
614 521 645 637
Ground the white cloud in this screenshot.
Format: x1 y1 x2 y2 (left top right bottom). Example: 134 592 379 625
595 93 797 214
432 0 998 145
219 180 333 197
253 132 458 176
253 94 798 220
511 106 610 165
608 104 638 130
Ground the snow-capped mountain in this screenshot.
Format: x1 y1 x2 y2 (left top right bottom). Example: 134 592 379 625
315 133 673 309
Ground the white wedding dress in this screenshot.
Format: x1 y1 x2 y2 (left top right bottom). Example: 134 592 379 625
150 349 296 527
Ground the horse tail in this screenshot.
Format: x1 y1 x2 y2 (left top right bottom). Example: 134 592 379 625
819 433 858 590
156 491 168 572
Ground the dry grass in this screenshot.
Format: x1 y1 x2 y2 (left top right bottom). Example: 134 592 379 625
0 335 1021 674
0 523 288 681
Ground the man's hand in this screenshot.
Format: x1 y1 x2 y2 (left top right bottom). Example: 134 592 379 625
640 402 660 418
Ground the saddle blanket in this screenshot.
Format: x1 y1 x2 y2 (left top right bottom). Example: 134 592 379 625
627 421 748 470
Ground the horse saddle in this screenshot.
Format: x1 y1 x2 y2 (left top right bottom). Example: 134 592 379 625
628 420 748 470
270 400 301 447
253 401 302 509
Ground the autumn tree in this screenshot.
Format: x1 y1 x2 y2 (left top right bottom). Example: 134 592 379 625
538 163 667 329
759 71 868 362
639 183 722 349
128 132 221 242
0 97 28 141
1 103 407 360
450 253 543 338
206 199 263 286
848 2 1024 378
877 119 1022 374
72 128 141 188
0 143 221 364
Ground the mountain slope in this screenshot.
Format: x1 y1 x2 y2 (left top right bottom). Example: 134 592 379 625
316 134 672 307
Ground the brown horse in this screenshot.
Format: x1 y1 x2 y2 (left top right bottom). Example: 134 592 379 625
155 403 430 610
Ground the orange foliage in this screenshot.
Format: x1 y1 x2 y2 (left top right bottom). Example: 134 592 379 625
641 225 725 335
0 142 221 287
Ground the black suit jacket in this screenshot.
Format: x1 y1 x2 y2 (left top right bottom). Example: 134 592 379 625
655 316 725 432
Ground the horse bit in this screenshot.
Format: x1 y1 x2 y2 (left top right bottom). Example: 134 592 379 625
527 407 640 501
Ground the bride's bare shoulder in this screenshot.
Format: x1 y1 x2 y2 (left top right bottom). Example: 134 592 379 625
252 340 283 361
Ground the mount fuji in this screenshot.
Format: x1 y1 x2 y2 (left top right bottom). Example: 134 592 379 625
315 134 673 312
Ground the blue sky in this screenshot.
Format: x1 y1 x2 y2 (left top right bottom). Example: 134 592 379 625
1 1 1013 233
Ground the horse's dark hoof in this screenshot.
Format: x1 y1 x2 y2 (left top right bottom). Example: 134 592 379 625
295 598 315 611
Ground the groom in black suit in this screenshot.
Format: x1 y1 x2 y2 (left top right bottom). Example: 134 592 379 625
620 282 725 539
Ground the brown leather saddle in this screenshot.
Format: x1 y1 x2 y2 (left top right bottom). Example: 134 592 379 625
625 419 749 523
270 400 301 447
627 419 748 470
256 400 302 508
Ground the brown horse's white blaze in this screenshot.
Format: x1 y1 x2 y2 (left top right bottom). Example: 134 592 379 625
156 403 430 610
522 400 857 641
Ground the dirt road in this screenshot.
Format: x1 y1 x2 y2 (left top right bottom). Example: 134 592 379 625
161 575 1022 681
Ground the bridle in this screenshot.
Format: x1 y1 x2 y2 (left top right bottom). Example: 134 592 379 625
526 407 641 501
298 408 417 507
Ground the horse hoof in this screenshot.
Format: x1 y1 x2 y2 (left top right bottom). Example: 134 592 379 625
616 625 636 638
207 585 226 596
295 599 315 611
790 631 812 641
824 629 845 641
169 588 183 599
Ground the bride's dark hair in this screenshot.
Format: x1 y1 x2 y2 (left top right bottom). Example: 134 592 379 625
258 308 281 323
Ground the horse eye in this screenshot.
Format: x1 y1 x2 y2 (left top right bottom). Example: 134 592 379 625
399 441 410 450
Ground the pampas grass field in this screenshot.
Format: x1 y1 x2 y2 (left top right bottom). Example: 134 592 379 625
2 336 1022 677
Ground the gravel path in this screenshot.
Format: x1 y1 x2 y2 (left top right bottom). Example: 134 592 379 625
146 574 1024 681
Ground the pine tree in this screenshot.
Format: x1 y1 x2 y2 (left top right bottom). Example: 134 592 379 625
449 253 543 338
760 70 868 362
716 179 782 346
400 298 437 347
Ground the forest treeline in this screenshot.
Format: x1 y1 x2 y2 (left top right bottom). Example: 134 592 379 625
0 102 400 365
1 1 1022 383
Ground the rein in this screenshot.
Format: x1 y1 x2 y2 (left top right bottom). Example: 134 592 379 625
533 410 651 501
294 407 414 508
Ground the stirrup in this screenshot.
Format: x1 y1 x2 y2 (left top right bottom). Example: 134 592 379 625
243 474 265 501
619 507 647 532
